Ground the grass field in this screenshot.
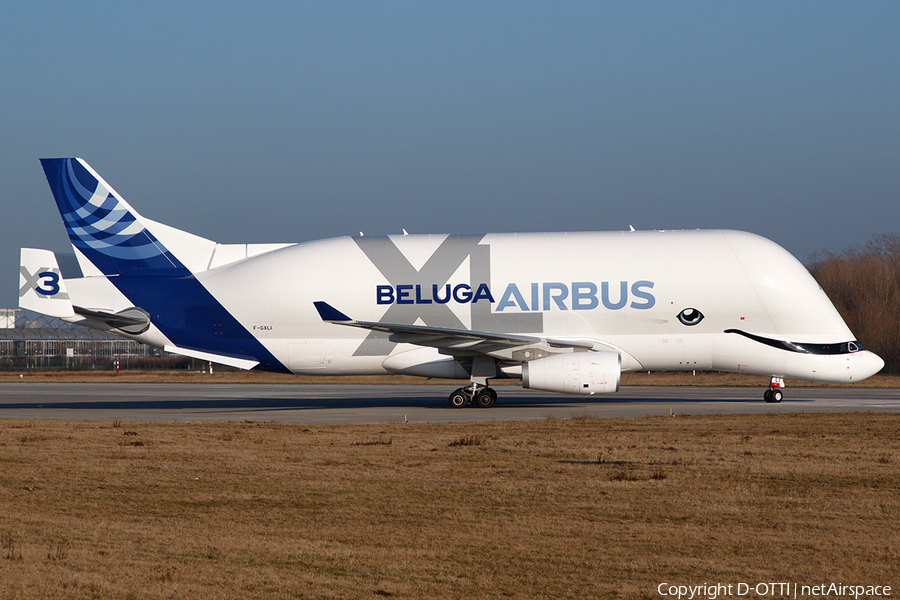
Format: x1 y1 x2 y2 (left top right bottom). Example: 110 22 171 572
1 412 898 599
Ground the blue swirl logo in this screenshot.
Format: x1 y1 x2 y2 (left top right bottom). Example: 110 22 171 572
54 159 168 262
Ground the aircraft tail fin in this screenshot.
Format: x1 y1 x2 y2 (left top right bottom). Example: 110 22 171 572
39 158 215 276
19 248 76 318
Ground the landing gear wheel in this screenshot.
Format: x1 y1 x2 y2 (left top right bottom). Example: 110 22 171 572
764 389 783 403
475 387 497 408
449 388 469 408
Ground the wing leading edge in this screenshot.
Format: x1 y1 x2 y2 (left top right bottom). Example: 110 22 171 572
313 301 597 358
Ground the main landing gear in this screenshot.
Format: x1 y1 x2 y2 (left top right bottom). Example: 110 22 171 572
449 356 499 408
764 377 784 403
448 384 497 408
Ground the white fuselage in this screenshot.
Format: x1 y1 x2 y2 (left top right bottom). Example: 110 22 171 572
150 229 880 384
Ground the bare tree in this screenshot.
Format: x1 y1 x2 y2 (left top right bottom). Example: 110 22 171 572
807 233 900 372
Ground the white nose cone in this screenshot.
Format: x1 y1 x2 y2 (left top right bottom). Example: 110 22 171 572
853 350 885 381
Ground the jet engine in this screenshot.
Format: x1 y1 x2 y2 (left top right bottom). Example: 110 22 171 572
522 351 621 395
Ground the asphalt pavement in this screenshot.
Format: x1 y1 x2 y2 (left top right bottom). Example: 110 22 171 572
0 383 897 423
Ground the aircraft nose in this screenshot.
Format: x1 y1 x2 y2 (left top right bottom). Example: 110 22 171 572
854 351 885 380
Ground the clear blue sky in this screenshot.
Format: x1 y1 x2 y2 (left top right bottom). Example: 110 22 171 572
3 2 898 308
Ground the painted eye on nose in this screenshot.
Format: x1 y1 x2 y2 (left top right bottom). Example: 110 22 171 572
677 308 704 326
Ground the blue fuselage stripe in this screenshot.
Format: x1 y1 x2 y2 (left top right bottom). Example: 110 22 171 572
113 274 289 372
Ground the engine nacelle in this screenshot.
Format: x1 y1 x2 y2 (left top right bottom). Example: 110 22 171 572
522 351 621 395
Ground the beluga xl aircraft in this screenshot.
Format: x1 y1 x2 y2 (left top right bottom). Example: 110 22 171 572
19 158 883 407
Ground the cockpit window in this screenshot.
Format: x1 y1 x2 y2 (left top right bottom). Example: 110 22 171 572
725 329 865 355
790 340 865 355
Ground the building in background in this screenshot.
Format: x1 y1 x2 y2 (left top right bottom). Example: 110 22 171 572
0 308 17 329
0 308 163 370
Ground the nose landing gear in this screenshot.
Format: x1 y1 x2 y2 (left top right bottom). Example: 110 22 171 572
764 377 784 403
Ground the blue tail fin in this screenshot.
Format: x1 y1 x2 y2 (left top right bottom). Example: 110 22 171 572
40 158 189 276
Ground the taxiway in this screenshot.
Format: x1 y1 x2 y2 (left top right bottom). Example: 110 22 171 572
0 383 897 423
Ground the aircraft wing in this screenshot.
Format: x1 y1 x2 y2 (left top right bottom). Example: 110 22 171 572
313 301 595 356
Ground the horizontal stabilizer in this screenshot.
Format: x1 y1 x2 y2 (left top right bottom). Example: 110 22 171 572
73 306 150 334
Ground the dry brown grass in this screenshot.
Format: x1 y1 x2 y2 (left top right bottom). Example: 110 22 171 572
1 413 898 599
3 369 900 387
